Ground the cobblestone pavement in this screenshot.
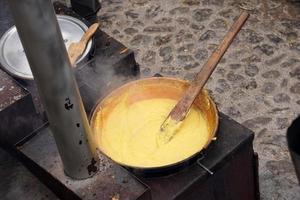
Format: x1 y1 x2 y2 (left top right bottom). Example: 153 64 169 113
97 0 300 199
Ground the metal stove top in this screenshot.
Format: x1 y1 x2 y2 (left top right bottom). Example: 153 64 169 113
16 112 255 200
0 1 259 200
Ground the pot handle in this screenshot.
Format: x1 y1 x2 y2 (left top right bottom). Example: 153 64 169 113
197 154 214 175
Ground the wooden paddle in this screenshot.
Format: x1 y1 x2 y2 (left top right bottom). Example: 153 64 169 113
68 23 99 66
158 11 249 144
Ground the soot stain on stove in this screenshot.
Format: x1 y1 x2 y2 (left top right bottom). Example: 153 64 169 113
87 158 98 175
64 97 74 110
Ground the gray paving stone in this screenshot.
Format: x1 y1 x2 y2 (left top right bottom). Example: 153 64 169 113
98 0 300 198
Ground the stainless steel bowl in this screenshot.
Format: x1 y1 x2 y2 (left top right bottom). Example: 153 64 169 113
0 15 93 80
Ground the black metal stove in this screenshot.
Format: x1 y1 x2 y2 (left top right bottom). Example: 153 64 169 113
13 113 259 200
0 1 259 199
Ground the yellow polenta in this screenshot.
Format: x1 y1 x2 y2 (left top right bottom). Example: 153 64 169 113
93 98 210 168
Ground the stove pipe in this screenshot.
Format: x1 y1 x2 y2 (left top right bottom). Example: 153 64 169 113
8 0 98 179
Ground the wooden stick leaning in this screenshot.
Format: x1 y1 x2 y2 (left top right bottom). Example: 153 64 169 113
68 23 99 66
158 11 249 144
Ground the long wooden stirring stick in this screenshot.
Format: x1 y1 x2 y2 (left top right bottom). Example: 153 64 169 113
159 11 249 143
68 23 99 66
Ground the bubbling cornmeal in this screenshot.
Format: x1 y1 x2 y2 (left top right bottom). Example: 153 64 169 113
93 98 210 168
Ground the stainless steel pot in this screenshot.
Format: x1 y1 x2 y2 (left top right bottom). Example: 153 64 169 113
0 15 93 80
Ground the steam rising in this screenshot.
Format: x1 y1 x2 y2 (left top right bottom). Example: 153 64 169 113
75 52 140 114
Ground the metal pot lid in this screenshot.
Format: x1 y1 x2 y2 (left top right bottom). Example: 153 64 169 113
0 15 92 80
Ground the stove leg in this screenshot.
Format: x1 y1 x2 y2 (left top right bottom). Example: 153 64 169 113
253 152 260 200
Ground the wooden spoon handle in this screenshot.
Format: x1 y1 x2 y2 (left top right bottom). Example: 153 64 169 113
169 11 249 122
68 23 99 66
80 23 99 44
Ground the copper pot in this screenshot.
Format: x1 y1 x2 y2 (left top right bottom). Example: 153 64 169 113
89 77 219 176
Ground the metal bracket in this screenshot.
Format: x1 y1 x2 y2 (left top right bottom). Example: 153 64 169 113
196 154 214 175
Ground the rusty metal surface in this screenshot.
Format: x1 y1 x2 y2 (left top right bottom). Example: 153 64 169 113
19 125 150 200
0 68 43 146
0 0 44 146
0 69 26 112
